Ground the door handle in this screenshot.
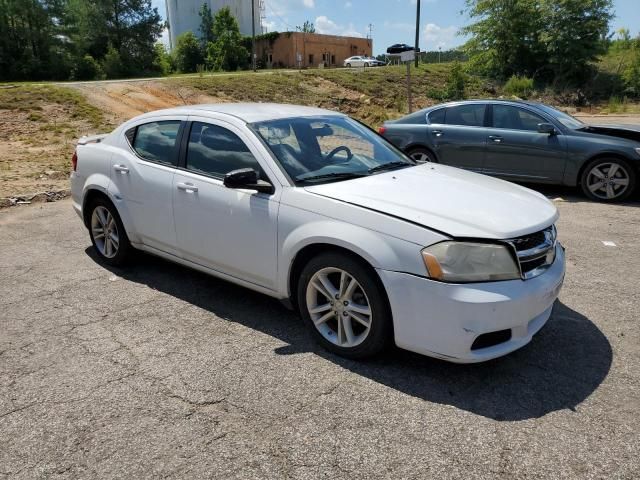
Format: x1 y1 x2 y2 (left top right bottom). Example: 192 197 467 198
488 135 503 143
176 182 198 193
113 164 129 174
431 130 443 137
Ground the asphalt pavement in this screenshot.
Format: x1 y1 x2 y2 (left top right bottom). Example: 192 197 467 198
1 189 638 479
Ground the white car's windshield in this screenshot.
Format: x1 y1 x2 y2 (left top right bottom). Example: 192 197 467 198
252 116 414 183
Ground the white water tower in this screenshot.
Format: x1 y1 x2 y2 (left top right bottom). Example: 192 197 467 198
165 0 262 49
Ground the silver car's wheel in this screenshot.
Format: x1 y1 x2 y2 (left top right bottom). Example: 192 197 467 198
91 206 120 259
408 148 435 164
305 267 372 348
585 162 631 200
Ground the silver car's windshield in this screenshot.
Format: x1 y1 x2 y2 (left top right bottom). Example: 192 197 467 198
252 116 414 184
537 104 585 129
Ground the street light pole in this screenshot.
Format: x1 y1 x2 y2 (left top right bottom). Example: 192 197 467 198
251 0 256 71
414 0 420 68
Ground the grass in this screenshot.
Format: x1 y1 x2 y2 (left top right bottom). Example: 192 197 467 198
0 85 107 129
170 63 497 127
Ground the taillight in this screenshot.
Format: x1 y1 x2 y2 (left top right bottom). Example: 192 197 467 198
71 151 78 171
378 126 386 135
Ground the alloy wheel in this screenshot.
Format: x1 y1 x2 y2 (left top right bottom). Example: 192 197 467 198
586 162 630 200
91 206 119 258
305 267 372 348
410 151 431 163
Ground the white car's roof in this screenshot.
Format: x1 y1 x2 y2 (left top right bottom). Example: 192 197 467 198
135 103 342 124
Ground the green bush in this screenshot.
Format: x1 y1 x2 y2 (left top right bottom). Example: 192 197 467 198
72 54 104 81
504 75 535 98
622 51 640 97
428 61 466 100
607 96 629 113
102 47 125 79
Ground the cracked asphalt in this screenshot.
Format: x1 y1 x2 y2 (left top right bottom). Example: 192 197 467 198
1 189 639 479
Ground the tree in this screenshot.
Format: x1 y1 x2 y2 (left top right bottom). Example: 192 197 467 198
539 0 613 84
198 2 215 46
0 0 70 80
152 43 174 76
462 0 613 85
300 20 315 33
67 0 163 77
461 0 545 79
173 31 203 73
206 7 248 71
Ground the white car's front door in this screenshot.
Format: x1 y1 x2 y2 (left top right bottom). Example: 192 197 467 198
172 118 281 290
109 117 185 255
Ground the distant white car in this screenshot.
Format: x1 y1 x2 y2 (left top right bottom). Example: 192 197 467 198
71 103 565 363
343 56 382 67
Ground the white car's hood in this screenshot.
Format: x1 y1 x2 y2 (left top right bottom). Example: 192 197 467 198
304 164 558 239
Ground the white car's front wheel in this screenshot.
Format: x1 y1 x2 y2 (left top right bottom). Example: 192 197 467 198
297 252 392 358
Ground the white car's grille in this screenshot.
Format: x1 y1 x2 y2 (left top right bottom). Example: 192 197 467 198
508 225 557 279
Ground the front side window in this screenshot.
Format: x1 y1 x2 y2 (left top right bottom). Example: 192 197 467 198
253 115 414 184
493 105 546 131
444 104 486 127
131 120 181 165
185 122 265 179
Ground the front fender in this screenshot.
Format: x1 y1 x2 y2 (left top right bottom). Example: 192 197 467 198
278 218 427 297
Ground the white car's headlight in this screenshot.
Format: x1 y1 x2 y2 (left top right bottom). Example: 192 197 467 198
421 241 521 283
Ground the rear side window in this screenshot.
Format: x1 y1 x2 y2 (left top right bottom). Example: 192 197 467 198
428 108 445 124
444 104 486 127
493 105 546 131
185 122 265 179
131 121 181 166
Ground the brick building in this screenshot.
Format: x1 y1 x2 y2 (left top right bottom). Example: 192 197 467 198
256 32 372 68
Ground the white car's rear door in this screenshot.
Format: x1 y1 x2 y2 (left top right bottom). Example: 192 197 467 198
109 116 186 255
172 117 281 290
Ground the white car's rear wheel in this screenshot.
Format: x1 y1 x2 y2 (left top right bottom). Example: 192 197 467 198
297 252 392 358
88 197 131 266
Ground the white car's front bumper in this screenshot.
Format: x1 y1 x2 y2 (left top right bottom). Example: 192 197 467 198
378 244 566 363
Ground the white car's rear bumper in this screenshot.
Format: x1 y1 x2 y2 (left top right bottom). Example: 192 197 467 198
378 244 565 363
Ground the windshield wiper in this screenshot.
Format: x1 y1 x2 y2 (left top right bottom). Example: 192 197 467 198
368 161 412 174
296 171 369 183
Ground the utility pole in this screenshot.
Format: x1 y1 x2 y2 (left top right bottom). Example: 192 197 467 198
414 0 420 68
251 0 256 72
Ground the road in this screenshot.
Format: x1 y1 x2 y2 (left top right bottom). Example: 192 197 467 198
1 191 639 479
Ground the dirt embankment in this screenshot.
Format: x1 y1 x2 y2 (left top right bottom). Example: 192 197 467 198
2 73 640 205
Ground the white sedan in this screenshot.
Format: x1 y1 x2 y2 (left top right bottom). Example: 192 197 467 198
71 103 565 362
344 56 374 67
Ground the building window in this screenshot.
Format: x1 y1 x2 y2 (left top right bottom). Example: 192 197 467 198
268 54 273 64
308 54 314 65
331 55 335 65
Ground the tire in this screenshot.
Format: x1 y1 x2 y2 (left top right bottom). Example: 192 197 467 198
87 197 132 266
297 252 393 359
407 146 436 164
346 63 351 68
580 157 636 202
364 63 370 67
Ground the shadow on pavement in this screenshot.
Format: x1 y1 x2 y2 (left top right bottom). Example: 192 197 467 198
87 247 612 422
518 183 640 206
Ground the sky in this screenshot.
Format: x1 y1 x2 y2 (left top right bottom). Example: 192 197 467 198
152 0 640 55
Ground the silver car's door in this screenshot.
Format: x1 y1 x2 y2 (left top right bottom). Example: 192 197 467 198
172 117 281 290
109 117 186 255
429 103 487 172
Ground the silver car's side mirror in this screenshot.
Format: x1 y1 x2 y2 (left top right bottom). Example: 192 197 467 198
537 123 556 135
